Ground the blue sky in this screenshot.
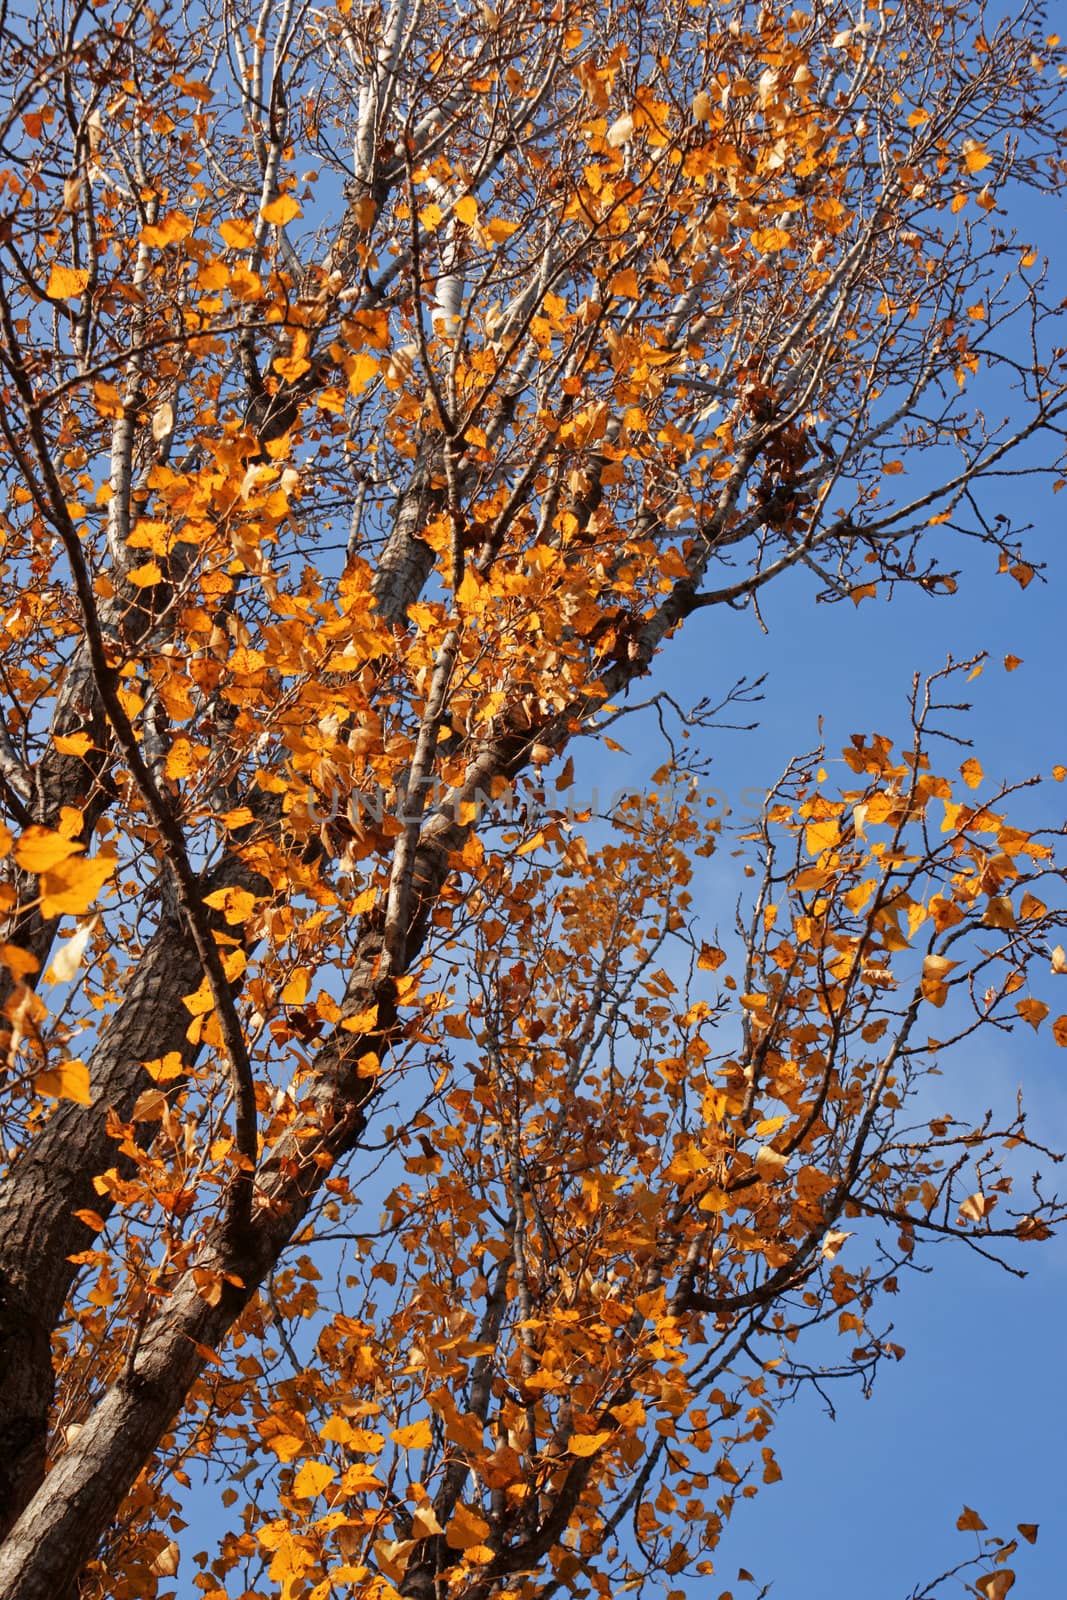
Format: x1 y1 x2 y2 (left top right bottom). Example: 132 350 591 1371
587 472 1067 1595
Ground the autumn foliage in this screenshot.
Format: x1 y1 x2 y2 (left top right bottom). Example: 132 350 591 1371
0 0 1066 1596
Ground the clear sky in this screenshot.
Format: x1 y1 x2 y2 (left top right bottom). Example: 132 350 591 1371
595 459 1067 1595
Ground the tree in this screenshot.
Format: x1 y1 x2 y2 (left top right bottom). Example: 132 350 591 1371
0 0 1065 1595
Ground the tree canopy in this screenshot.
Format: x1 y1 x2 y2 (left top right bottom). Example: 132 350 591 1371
0 0 1065 1597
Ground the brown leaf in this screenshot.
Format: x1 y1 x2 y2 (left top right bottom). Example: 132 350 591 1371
975 1572 1014 1600
956 1505 987 1532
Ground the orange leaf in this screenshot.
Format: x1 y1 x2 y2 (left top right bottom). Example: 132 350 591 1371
36 1057 91 1105
46 265 90 299
445 1503 491 1550
39 855 115 917
262 194 301 225
141 212 193 248
219 217 256 249
1016 998 1048 1031
203 887 257 925
15 827 82 873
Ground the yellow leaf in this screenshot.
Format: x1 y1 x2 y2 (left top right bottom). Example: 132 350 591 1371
1 944 38 977
40 854 114 917
220 807 254 829
445 1504 491 1550
281 968 310 1005
485 217 519 242
46 265 90 299
959 757 983 789
340 1004 380 1033
962 140 991 174
750 227 792 254
203 886 257 925
805 818 839 857
144 1052 184 1082
36 1057 91 1105
343 1427 385 1454
127 561 163 587
183 979 214 1017
982 895 1015 930
15 827 82 873
267 1433 305 1463
140 212 193 248
391 1420 432 1450
53 732 93 757
292 1460 335 1499
568 1430 612 1457
454 194 478 225
262 194 301 225
346 350 380 394
228 264 263 301
374 1538 415 1582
